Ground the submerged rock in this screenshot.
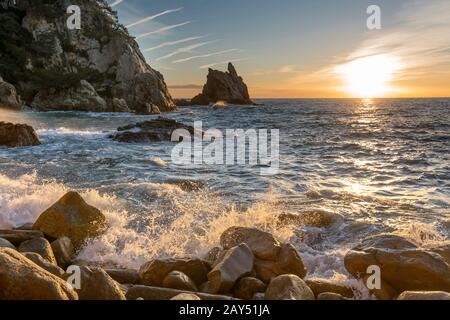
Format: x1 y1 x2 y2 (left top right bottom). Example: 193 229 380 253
0 76 22 110
265 275 315 300
109 117 198 143
33 192 108 249
0 122 41 147
0 248 78 300
191 63 253 105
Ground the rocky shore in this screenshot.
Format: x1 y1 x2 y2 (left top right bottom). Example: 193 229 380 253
1 191 449 300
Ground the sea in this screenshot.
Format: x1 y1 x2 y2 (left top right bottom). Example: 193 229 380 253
1 98 449 298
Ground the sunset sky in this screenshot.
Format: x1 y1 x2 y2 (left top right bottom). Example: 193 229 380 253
109 0 450 99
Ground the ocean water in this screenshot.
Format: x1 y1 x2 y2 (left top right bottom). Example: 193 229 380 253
1 98 449 296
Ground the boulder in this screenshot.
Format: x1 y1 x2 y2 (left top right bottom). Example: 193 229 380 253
0 248 78 300
0 77 22 110
51 237 74 268
32 191 108 249
0 122 41 147
208 244 254 294
171 293 201 300
191 63 253 105
111 98 131 113
305 278 354 299
135 103 161 115
22 252 65 278
0 237 15 249
105 269 142 285
0 229 44 246
204 247 223 265
317 292 348 300
18 237 57 265
139 258 211 287
265 275 315 300
344 235 450 294
31 80 107 112
277 210 340 228
71 266 126 300
254 244 307 283
397 291 450 300
162 271 198 292
14 223 34 230
220 227 281 261
109 117 198 143
233 277 267 300
126 285 235 301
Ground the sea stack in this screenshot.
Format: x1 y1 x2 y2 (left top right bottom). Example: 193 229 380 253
191 63 254 105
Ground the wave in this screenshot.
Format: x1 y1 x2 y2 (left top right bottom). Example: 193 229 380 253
36 127 108 138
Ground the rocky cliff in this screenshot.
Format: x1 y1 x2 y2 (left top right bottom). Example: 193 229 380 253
0 0 175 113
191 63 253 105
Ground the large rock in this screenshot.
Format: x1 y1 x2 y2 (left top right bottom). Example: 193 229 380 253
0 76 21 110
22 252 65 278
344 235 450 294
0 122 41 147
0 229 44 246
109 117 198 143
105 269 142 285
126 285 234 301
171 293 201 300
51 237 74 268
220 227 281 261
163 271 198 292
208 244 254 294
139 258 211 287
0 238 15 249
254 244 307 283
397 291 450 300
233 277 267 300
0 248 78 300
32 192 108 249
18 237 57 265
111 98 131 113
265 275 315 300
305 278 354 299
191 63 253 105
70 266 126 300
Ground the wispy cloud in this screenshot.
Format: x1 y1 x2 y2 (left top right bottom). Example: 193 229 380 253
156 40 218 61
126 8 183 28
136 21 192 40
169 84 203 89
110 0 124 7
200 58 248 69
143 36 207 52
172 49 242 63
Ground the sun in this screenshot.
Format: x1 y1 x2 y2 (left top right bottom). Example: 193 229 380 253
338 55 401 98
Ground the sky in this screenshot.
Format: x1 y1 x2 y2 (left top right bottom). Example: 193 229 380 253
107 0 450 98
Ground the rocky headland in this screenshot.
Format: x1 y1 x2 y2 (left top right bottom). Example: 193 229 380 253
1 191 449 300
0 0 175 113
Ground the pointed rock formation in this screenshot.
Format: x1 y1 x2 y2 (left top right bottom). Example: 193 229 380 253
191 63 253 105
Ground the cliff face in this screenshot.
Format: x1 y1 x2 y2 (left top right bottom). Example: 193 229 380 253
0 0 175 112
191 63 253 105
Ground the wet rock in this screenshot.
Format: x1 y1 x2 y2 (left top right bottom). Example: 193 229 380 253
109 117 198 143
397 291 450 300
18 237 57 265
135 103 161 115
51 237 74 268
344 235 450 294
208 244 254 294
22 252 65 278
277 210 340 228
0 77 21 110
362 275 397 300
105 269 142 285
0 229 44 246
0 248 78 300
0 122 41 147
31 80 107 112
354 234 418 251
139 258 211 287
171 293 201 300
317 292 348 300
191 63 253 105
204 247 223 265
233 277 267 300
220 227 281 261
0 237 15 249
111 98 131 113
71 266 126 300
305 278 354 299
14 223 34 231
174 99 193 107
254 244 307 283
33 191 108 249
199 281 215 294
265 275 315 300
126 285 235 301
163 271 198 292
